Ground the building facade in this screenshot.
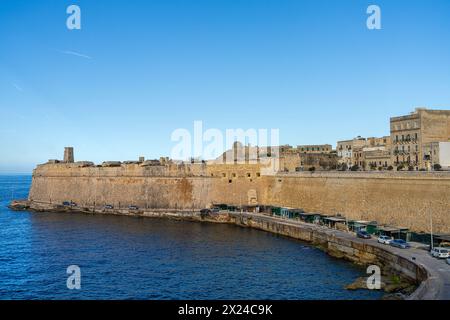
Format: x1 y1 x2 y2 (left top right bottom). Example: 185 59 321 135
423 142 450 170
336 136 367 168
363 136 392 169
278 144 337 172
390 108 450 169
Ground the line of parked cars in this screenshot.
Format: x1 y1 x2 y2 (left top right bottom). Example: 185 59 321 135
356 231 412 249
431 247 450 266
374 233 450 264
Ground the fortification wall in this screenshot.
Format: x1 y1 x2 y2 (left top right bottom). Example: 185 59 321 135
28 164 450 233
260 172 450 233
29 163 267 210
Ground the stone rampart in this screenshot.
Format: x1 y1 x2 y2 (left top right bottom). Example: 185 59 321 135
28 164 450 233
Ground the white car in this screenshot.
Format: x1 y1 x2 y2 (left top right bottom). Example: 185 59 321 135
378 235 392 245
431 247 450 259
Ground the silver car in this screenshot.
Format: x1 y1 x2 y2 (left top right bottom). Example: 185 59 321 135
431 247 450 259
378 235 392 245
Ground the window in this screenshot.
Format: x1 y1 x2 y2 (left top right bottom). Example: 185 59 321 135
247 173 251 178
256 172 261 177
228 179 232 183
232 173 236 178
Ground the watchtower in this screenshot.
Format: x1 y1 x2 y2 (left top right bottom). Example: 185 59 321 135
64 147 74 163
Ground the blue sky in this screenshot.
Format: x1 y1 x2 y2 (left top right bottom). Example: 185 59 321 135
1 0 450 173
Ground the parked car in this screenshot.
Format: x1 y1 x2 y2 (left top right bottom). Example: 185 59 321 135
378 235 392 245
357 230 371 239
200 209 212 215
128 205 139 210
447 257 450 265
431 247 450 259
390 239 410 249
104 204 114 209
62 201 77 207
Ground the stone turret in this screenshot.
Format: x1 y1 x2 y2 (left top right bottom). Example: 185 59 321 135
64 147 74 163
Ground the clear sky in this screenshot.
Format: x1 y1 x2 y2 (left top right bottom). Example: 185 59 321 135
1 0 450 173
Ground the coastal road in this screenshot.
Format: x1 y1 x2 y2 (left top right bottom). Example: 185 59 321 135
230 212 450 300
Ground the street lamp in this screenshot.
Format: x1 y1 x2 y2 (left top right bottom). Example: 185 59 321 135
430 209 434 250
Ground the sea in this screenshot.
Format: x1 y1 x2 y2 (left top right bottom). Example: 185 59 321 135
0 175 383 300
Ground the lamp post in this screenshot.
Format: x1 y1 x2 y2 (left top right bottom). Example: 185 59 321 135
430 209 434 251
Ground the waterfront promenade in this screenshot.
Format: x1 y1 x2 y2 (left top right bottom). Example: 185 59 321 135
228 211 450 300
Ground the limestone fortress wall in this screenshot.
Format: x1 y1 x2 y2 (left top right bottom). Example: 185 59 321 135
28 162 450 233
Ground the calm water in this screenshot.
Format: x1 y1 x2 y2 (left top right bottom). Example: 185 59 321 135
0 175 382 300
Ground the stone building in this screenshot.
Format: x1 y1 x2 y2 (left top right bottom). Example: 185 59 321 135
213 142 277 164
422 142 450 170
363 136 392 169
390 108 450 169
280 144 332 154
363 148 391 169
336 136 366 168
279 145 337 172
367 136 391 148
295 144 332 154
337 136 391 170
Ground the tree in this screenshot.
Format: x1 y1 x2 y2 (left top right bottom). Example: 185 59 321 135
308 166 316 172
433 164 442 171
350 165 359 171
387 165 394 171
397 164 404 171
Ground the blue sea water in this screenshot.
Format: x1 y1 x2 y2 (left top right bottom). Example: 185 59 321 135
0 175 383 300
